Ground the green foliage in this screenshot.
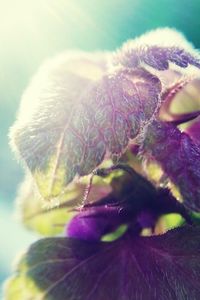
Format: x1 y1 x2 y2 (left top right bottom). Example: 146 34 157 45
16 174 112 236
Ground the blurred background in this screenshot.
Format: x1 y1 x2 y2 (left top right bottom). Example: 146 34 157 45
1 0 200 294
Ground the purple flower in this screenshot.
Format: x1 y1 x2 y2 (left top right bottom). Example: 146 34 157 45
6 28 200 300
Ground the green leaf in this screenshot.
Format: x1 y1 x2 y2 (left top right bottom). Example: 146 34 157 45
16 173 112 236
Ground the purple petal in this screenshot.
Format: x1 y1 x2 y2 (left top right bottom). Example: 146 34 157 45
66 206 122 241
14 225 200 300
66 171 192 241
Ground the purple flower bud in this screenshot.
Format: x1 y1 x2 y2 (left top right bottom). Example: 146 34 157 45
66 206 122 241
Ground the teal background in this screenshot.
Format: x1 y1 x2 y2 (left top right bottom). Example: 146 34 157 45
1 0 200 293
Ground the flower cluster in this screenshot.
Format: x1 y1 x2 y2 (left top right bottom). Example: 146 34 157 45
5 28 200 300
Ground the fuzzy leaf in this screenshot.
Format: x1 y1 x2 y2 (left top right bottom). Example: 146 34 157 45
142 120 200 211
5 225 200 300
115 28 200 70
10 52 161 202
10 52 110 202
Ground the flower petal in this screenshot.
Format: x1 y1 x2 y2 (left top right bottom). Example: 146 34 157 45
5 225 200 300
